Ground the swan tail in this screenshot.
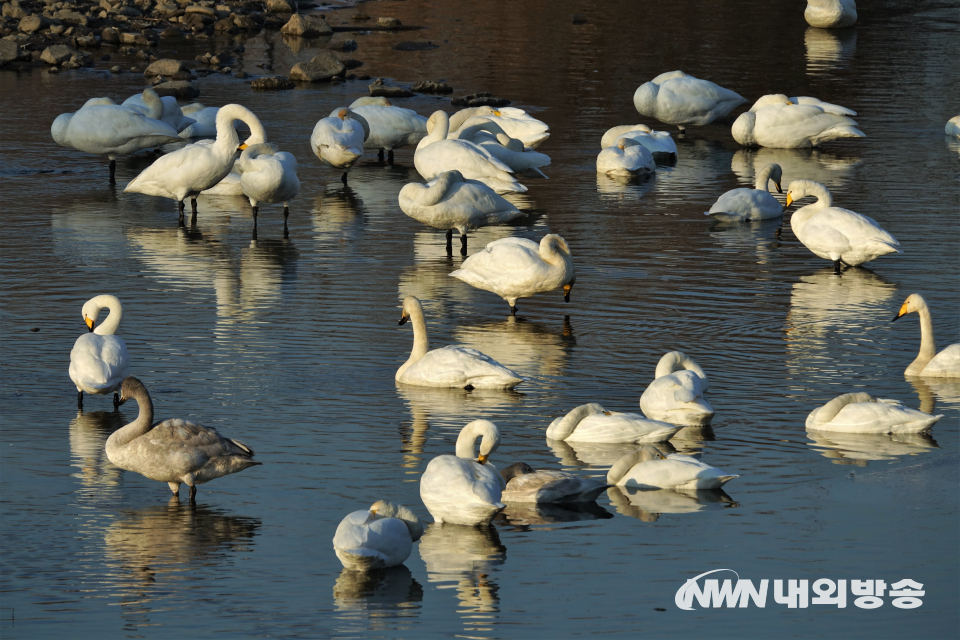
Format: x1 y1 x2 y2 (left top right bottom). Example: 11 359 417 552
228 438 256 457
825 125 866 140
716 475 739 486
532 166 549 179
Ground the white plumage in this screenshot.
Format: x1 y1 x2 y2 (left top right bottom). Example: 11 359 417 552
639 352 715 426
706 163 783 221
805 0 857 28
238 143 300 216
893 294 960 378
733 102 865 148
333 501 424 571
499 462 608 503
633 71 746 130
597 138 655 177
607 446 739 491
311 108 365 182
600 124 678 155
448 106 550 148
546 403 682 444
340 97 427 153
69 294 130 407
806 392 942 433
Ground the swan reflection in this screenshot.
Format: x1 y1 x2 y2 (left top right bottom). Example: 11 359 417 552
656 139 734 204
908 376 960 412
69 410 123 495
547 438 654 468
453 315 575 379
708 218 782 265
311 185 365 243
606 485 738 522
596 171 656 202
806 429 939 465
732 147 862 191
332 565 423 624
495 500 613 527
805 27 856 75
945 135 960 158
668 425 716 456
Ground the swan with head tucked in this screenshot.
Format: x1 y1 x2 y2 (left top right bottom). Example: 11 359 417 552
449 234 575 314
396 296 523 389
597 138 656 176
199 113 269 196
892 294 960 378
805 0 857 28
600 124 678 156
122 90 196 133
705 163 783 221
633 71 746 131
451 119 551 177
177 103 220 138
106 376 261 500
947 116 960 137
733 102 865 148
335 97 427 162
639 352 715 426
448 106 550 148
785 180 900 272
124 104 263 220
499 462 609 504
607 445 739 490
806 392 942 433
398 170 522 255
546 403 683 444
311 108 367 184
416 111 526 194
51 89 182 181
69 294 130 410
238 143 300 230
333 501 424 571
749 94 857 117
420 420 506 525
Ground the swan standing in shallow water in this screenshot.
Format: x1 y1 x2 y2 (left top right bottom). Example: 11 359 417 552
600 124 678 156
546 403 682 444
733 101 865 148
706 163 783 221
806 392 942 433
499 462 609 503
341 97 427 162
450 234 575 314
237 143 300 233
396 296 523 389
633 71 746 130
420 420 505 525
607 445 739 490
892 294 960 378
333 501 424 570
639 352 715 426
805 0 857 28
311 108 367 184
597 138 656 177
784 180 900 272
106 377 261 500
69 294 130 410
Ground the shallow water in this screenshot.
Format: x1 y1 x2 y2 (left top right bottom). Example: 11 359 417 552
1 0 959 637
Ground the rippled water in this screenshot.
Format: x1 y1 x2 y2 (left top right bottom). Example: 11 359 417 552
1 0 958 637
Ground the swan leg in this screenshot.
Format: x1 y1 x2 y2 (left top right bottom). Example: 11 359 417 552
113 392 120 409
178 200 185 225
168 481 180 496
191 198 198 215
833 259 842 274
387 149 394 164
283 206 290 239
510 305 518 315
188 484 197 502
341 172 348 185
445 229 453 254
460 233 468 256
108 159 116 183
77 391 83 410
377 148 384 161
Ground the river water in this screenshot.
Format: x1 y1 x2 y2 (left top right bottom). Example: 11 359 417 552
1 0 958 637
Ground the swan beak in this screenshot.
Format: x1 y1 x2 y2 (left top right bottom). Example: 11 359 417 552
892 302 908 322
398 313 408 326
492 110 501 116
238 144 248 151
563 284 573 302
477 454 488 464
603 411 612 415
775 181 782 194
118 394 128 406
785 193 794 207
84 316 95 332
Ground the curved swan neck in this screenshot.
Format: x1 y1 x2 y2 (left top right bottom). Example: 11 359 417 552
215 104 259 152
404 299 429 366
755 164 775 191
455 420 500 459
788 180 832 230
89 295 123 335
414 171 462 206
107 385 154 450
547 403 605 440
539 234 572 266
915 303 937 363
141 88 164 121
426 111 450 143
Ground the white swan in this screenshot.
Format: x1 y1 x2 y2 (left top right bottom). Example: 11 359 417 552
398 170 523 255
946 116 960 137
396 296 523 389
749 94 856 117
238 143 300 227
51 89 182 181
452 119 551 177
633 71 746 130
607 445 739 490
420 420 505 525
200 114 269 196
178 104 220 138
333 501 424 571
806 392 942 433
600 124 678 155
311 108 366 184
639 351 715 426
449 106 550 148
107 376 261 500
597 138 656 176
499 462 609 503
705 163 783 221
892 293 960 378
805 0 857 28
415 111 526 194
122 90 195 133
69 294 130 409
733 102 865 148
546 403 683 444
339 97 427 161
124 104 263 219
785 180 900 271
449 234 575 314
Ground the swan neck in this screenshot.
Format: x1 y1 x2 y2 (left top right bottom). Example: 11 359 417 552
791 185 831 229
429 113 450 143
407 304 429 365
916 306 937 362
755 165 773 191
539 236 569 266
549 403 601 440
107 387 154 450
94 297 123 335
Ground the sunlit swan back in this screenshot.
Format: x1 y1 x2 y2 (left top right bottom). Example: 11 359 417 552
733 102 865 148
805 0 857 28
597 138 655 176
633 71 746 130
333 501 424 570
806 392 942 433
706 163 783 221
892 294 960 378
311 108 366 183
600 124 678 155
500 462 609 503
546 402 682 443
69 294 130 408
639 351 715 426
607 445 739 490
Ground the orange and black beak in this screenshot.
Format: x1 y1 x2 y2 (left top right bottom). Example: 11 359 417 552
775 181 782 194
892 301 908 322
398 312 408 326
477 453 488 464
85 316 95 332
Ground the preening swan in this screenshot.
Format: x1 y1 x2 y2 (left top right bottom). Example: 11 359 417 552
106 376 261 500
396 296 523 389
178 104 220 138
69 294 130 409
415 111 527 194
122 90 196 133
892 294 960 378
448 106 550 148
784 180 900 272
238 143 300 232
546 403 683 444
51 89 182 181
398 170 523 255
633 71 746 130
705 163 783 221
600 124 678 156
500 462 609 503
749 94 856 117
333 501 424 570
805 0 857 28
597 138 656 176
806 392 942 433
607 445 739 490
311 108 366 184
449 234 575 314
341 97 427 162
420 420 506 525
452 118 551 177
733 102 865 148
199 114 269 196
639 351 715 426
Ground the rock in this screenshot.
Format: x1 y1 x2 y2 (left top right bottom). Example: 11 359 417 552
265 0 296 13
3 3 27 19
280 12 330 37
181 13 206 30
288 50 343 82
340 58 363 70
160 26 183 37
154 3 180 18
0 39 28 67
153 80 200 99
451 92 511 107
47 65 59 73
185 5 215 16
233 14 257 30
101 26 119 43
234 70 247 78
214 17 235 31
411 80 452 94
393 40 439 51
368 80 413 98
110 64 121 73
143 57 183 76
120 32 152 46
327 38 356 51
377 16 400 27
40 44 83 65
251 75 293 90
75 34 98 48
55 9 87 26
18 15 44 33
117 6 140 17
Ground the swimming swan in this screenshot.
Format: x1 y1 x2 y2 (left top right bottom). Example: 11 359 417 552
784 180 900 272
633 71 746 130
333 501 424 571
732 102 865 148
106 376 261 500
69 294 130 410
607 445 739 490
600 124 678 156
597 138 656 176
546 403 683 444
805 0 857 28
705 163 783 221
449 234 575 314
311 108 366 184
343 97 427 161
448 106 550 148
892 293 960 378
396 296 523 389
452 119 551 177
398 170 522 255
420 420 505 525
639 351 715 426
238 143 300 228
806 392 942 433
500 462 609 503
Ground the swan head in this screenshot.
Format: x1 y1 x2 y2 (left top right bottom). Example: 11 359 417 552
80 294 122 333
370 500 424 541
769 163 783 193
731 112 757 146
398 296 423 325
892 293 927 322
118 376 148 406
784 179 829 208
500 462 534 485
455 419 501 463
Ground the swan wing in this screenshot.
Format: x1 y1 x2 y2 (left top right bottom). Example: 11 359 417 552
923 344 960 377
69 334 130 393
404 346 522 388
504 470 608 503
804 207 900 256
657 77 745 122
566 412 681 443
814 401 942 433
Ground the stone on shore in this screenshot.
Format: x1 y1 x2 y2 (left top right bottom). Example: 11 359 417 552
40 44 84 66
289 51 344 82
411 80 453 94
153 80 200 99
265 0 297 13
144 58 184 77
251 75 294 90
281 13 332 37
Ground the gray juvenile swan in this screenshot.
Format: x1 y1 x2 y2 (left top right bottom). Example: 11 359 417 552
107 377 261 500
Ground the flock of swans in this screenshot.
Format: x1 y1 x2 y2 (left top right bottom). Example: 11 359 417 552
56 0 960 575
